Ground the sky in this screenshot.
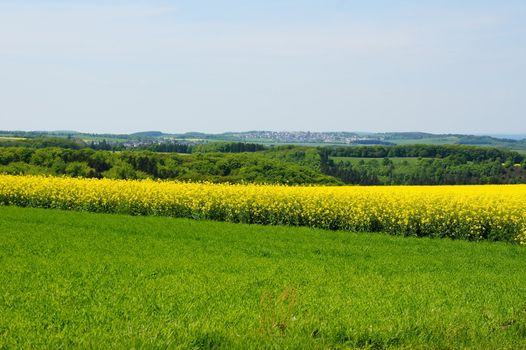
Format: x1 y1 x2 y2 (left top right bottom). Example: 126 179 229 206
0 0 525 134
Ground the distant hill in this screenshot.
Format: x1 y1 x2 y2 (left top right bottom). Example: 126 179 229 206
130 131 165 137
1 130 525 150
486 134 526 140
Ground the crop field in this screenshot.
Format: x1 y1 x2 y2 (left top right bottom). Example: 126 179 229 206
0 136 27 141
391 136 461 145
1 206 525 349
330 157 424 166
0 175 525 243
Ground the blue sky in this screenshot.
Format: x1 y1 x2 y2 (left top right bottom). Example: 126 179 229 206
0 0 524 134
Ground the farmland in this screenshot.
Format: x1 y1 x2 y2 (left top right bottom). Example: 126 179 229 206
1 175 525 243
1 143 526 348
331 156 423 163
1 206 525 348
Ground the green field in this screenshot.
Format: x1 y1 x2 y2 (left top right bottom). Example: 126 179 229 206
330 157 424 166
391 137 461 145
1 206 525 349
0 136 27 141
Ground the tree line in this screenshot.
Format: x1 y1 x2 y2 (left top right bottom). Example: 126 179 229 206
0 137 268 154
0 147 338 185
324 144 524 163
320 153 526 185
0 139 525 185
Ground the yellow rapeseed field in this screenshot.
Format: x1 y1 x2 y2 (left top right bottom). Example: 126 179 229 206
0 174 525 243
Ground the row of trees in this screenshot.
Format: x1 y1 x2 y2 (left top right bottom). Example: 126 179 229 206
3 137 523 163
0 137 267 154
320 155 526 185
324 145 524 163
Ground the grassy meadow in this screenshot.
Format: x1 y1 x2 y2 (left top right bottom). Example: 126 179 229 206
330 156 424 165
1 206 525 349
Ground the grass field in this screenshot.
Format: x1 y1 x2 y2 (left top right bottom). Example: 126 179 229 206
0 136 27 141
1 206 525 349
330 157 424 166
390 137 461 145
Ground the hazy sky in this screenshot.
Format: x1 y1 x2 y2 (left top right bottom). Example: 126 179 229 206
0 0 525 134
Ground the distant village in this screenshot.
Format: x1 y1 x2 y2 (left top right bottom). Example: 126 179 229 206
230 131 373 144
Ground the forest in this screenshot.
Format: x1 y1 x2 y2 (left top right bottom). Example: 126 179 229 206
0 137 525 185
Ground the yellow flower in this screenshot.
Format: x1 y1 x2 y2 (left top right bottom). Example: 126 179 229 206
0 175 525 243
